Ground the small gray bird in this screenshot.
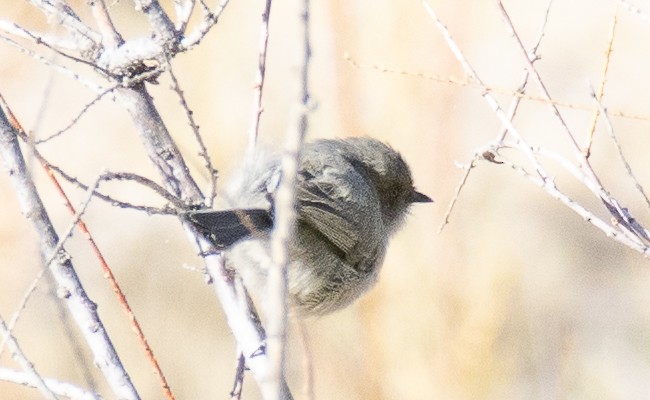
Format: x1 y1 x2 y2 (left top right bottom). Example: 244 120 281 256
186 137 431 315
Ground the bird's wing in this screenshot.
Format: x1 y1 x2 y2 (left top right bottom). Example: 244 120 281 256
185 209 273 249
295 159 383 259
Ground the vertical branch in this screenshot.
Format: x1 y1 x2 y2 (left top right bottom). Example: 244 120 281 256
266 0 312 398
108 19 296 396
0 106 140 400
116 76 294 399
248 0 273 151
299 0 312 107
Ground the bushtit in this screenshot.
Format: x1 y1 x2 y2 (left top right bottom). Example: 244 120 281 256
186 137 431 315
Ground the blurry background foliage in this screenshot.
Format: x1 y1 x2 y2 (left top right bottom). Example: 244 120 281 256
2 0 650 399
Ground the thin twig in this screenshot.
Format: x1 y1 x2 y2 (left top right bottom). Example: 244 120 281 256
421 0 549 181
166 56 219 206
116 83 203 200
10 114 181 213
437 156 479 233
344 52 650 122
0 19 78 51
180 0 231 51
505 138 650 249
494 1 647 242
48 164 180 214
27 0 101 50
0 33 105 93
495 1 581 152
423 0 555 234
248 0 273 152
425 0 650 255
594 97 650 209
439 0 553 232
495 0 552 142
0 174 103 359
35 87 117 144
9 20 109 74
499 152 649 254
585 6 618 157
0 316 58 400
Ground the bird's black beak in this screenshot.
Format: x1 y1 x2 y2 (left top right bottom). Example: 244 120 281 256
411 190 433 203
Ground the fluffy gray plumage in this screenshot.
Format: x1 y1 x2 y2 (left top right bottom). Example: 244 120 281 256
186 137 431 315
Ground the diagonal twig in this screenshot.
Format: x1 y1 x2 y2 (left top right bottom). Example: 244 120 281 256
0 367 101 400
584 6 618 157
0 316 58 400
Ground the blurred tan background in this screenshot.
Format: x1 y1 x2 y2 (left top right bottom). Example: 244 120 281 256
2 0 650 399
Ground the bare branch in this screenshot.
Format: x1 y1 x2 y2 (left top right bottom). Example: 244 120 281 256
247 0 273 151
36 87 117 144
0 103 140 400
595 98 650 210
266 0 312 397
499 151 650 254
0 19 78 51
584 6 618 157
134 0 177 44
0 33 105 93
165 57 219 206
423 0 650 256
173 0 196 32
27 0 101 54
117 74 293 398
199 252 293 400
0 173 103 362
420 0 550 181
0 367 101 400
495 0 582 151
89 0 124 49
45 162 180 214
180 0 231 50
116 83 203 201
0 317 58 400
